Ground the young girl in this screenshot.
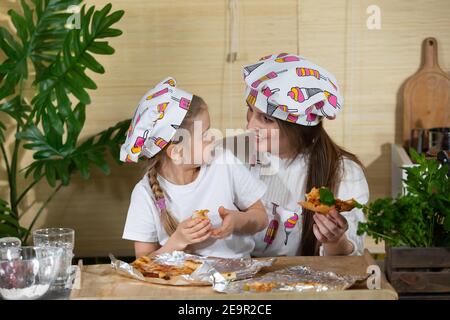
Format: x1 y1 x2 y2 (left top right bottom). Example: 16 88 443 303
242 54 369 257
121 77 268 259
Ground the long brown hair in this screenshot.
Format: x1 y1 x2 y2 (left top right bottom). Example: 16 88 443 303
147 95 207 235
276 119 365 256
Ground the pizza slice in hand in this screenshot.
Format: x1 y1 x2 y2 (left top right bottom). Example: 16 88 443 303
298 187 359 214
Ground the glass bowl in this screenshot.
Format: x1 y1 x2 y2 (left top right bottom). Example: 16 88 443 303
0 246 63 300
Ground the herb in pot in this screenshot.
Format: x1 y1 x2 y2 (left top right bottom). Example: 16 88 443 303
357 149 450 247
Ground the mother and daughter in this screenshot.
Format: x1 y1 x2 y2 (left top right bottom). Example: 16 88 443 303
121 54 369 259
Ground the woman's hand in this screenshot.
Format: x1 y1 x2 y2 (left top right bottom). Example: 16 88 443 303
170 217 212 250
312 208 348 243
312 208 354 255
211 206 238 239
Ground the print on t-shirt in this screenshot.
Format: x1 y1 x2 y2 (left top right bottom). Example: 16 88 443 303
263 202 301 250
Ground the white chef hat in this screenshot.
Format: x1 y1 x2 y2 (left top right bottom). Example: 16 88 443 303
243 53 343 126
120 77 193 163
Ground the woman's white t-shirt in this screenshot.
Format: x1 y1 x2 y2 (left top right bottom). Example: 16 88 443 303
122 149 267 259
250 153 369 257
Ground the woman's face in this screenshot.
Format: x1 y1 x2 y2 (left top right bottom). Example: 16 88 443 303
246 104 290 156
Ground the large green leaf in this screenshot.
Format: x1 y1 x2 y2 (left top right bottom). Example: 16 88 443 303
29 0 83 78
0 0 82 125
0 95 32 125
18 118 130 186
0 27 25 100
31 3 124 122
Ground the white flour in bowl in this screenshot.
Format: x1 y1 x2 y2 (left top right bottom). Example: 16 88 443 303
0 284 50 300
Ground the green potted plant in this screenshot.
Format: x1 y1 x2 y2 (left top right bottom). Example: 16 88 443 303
0 0 130 243
358 149 450 297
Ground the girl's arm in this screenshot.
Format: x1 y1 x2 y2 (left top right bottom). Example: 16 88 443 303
134 239 188 258
212 200 268 239
134 241 160 258
134 218 212 258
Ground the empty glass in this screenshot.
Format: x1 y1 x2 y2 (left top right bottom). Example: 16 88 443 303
32 228 75 288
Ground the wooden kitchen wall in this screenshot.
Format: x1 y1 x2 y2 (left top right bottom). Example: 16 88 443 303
1 0 449 257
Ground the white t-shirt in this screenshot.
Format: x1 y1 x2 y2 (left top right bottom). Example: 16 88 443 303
122 149 267 259
250 153 369 257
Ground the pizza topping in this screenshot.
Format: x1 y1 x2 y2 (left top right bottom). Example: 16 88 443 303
318 187 335 205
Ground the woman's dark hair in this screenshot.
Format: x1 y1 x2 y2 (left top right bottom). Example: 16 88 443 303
276 119 365 256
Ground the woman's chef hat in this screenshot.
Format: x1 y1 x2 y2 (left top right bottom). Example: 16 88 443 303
120 77 193 163
243 53 343 126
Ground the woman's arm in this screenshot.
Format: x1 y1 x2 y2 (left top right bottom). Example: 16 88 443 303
319 159 369 256
212 200 268 239
322 234 354 256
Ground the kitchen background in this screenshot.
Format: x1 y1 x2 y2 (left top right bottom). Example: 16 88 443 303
0 0 449 257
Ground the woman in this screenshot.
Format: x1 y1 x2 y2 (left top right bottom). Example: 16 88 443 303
243 53 369 256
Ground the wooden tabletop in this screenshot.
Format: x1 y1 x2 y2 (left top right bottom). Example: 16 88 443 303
70 250 398 300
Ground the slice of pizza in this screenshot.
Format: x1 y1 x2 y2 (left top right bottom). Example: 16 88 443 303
131 256 202 280
192 209 210 220
298 187 358 214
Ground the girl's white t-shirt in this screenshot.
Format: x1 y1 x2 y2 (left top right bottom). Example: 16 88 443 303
122 149 267 259
250 153 369 257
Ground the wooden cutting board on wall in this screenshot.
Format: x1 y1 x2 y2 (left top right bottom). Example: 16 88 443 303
403 37 450 145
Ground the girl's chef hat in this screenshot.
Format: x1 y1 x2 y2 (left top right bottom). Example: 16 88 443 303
243 53 343 126
120 77 193 163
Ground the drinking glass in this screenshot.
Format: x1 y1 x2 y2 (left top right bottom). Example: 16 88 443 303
32 228 74 287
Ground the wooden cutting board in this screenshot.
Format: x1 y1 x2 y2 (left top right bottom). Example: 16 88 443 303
403 37 450 145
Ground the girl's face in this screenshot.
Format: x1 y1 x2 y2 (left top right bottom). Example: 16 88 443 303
174 106 213 167
246 104 290 156
191 107 214 165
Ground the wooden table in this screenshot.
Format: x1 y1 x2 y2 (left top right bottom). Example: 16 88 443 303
70 250 398 300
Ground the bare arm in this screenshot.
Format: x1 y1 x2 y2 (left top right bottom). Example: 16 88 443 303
212 200 268 239
313 209 355 256
134 218 212 258
233 200 268 234
134 241 160 258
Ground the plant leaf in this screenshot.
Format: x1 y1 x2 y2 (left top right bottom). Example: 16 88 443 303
32 3 125 122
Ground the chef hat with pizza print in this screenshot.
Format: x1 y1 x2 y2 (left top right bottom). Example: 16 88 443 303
120 77 193 163
243 53 343 126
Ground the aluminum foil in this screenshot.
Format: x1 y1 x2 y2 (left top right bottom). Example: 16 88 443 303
215 265 367 293
109 252 275 286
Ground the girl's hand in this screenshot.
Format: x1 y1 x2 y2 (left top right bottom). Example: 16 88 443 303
211 206 239 239
312 208 349 244
171 217 212 250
